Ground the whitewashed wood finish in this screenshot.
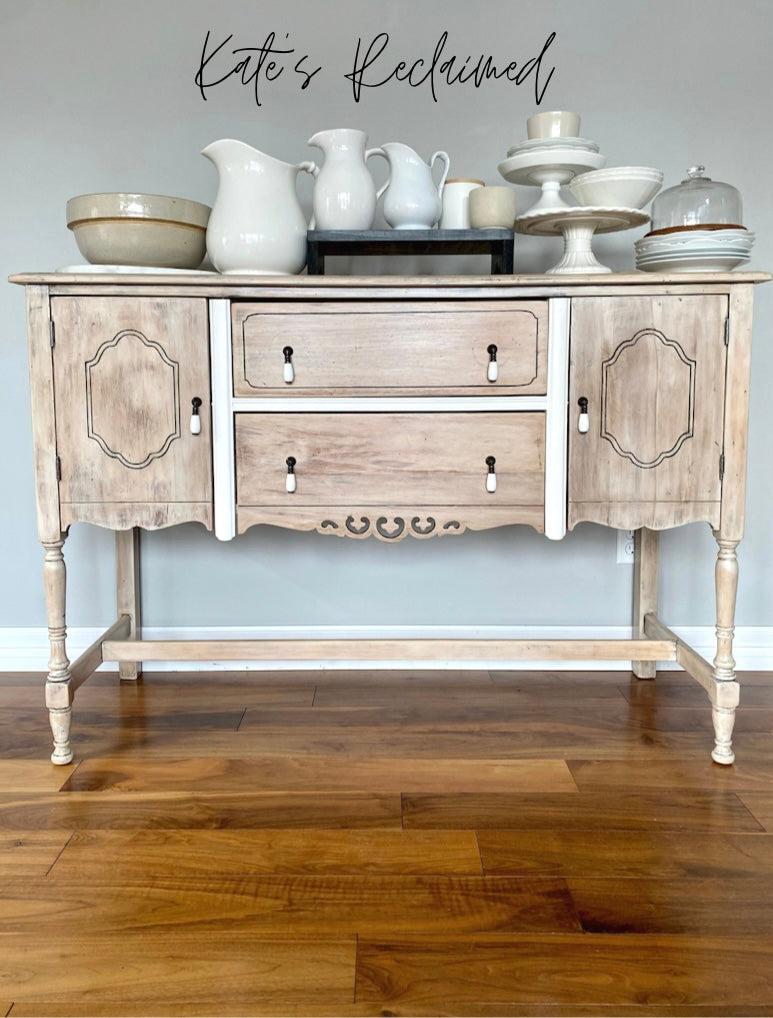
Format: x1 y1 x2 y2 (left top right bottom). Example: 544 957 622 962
568 295 727 530
232 300 548 396
25 285 60 543
50 296 213 516
710 535 741 764
235 412 545 510
236 504 545 540
644 613 713 691
12 269 770 295
60 502 212 532
210 298 236 542
232 396 547 413
69 615 131 693
115 529 141 680
102 636 677 663
544 298 570 540
42 537 72 765
632 528 659 679
720 285 755 541
11 272 769 765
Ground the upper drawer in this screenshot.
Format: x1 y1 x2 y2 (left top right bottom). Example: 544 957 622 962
232 300 548 396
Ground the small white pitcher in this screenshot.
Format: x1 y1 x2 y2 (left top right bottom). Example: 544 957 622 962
376 143 451 229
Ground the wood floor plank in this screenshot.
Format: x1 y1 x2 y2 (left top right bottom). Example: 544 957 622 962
568 754 773 790
738 792 773 830
312 677 630 707
0 875 581 936
3 669 773 1015
0 792 402 830
622 675 773 707
10 709 772 762
477 829 773 878
354 934 773 1014
0 760 76 791
568 876 773 934
0 931 357 1015
51 829 484 877
403 790 765 831
0 832 72 878
61 755 578 793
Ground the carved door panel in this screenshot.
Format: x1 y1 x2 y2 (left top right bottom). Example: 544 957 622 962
568 295 727 529
51 297 212 520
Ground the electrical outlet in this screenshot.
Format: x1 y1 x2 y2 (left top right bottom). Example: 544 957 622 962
616 528 635 564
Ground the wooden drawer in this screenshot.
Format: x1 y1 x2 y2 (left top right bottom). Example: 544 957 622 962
235 412 545 508
232 301 547 396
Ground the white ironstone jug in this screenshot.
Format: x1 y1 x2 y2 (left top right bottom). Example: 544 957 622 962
377 142 451 229
307 128 385 230
202 139 317 274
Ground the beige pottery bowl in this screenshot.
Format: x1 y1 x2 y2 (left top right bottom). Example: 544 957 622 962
66 193 211 269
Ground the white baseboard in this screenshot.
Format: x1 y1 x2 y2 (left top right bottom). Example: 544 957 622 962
2 625 772 672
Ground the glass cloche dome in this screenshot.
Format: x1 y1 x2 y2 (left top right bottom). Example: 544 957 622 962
650 166 743 234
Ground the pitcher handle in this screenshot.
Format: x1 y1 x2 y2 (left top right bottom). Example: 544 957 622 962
295 161 319 229
430 151 451 199
297 160 319 177
366 148 390 201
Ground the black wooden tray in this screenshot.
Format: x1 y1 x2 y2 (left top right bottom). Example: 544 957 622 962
306 229 514 275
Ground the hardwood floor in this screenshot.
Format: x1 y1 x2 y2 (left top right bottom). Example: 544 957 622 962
1 667 772 1017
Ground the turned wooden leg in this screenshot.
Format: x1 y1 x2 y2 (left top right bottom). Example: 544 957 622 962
115 528 142 680
632 528 659 679
710 532 741 765
42 536 73 765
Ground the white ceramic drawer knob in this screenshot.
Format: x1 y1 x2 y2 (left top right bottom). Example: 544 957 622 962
283 345 295 384
485 455 497 493
285 456 297 493
578 396 589 434
487 344 498 383
190 397 202 435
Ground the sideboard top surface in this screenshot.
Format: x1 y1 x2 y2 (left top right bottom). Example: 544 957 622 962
9 270 771 300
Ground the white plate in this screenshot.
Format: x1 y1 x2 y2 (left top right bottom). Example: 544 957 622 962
636 255 750 272
56 263 217 274
636 231 753 247
507 137 599 156
498 149 606 186
636 246 752 260
515 206 649 236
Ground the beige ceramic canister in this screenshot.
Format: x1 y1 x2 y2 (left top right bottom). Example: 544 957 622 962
439 178 485 229
469 185 517 229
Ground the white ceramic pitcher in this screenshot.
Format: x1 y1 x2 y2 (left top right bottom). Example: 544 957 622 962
202 139 317 274
377 143 451 229
307 128 384 230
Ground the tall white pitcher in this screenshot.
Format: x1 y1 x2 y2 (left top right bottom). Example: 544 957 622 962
202 139 317 274
307 128 384 230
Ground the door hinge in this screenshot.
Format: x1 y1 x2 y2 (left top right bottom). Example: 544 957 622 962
49 321 56 348
719 453 725 481
724 317 729 346
55 455 61 482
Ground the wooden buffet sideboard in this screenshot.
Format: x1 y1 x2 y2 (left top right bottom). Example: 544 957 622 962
10 270 770 766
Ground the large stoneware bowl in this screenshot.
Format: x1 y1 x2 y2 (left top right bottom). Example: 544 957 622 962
66 193 211 269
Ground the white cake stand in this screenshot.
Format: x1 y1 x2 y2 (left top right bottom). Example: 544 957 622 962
515 207 650 273
498 148 607 214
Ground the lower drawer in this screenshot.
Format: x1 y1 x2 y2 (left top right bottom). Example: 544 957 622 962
235 412 545 507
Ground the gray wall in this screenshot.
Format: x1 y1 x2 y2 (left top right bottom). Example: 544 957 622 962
2 0 771 632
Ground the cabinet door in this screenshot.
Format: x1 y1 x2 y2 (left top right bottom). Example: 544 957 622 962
568 295 727 530
51 297 212 530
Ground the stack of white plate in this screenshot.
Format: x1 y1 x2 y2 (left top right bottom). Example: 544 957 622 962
506 137 600 158
635 228 754 272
